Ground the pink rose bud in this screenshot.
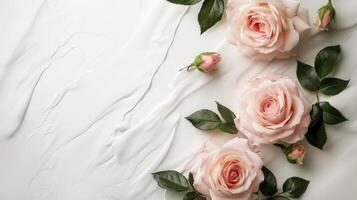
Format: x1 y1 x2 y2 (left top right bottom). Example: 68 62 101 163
179 52 221 73
196 53 221 72
287 144 306 165
316 0 336 31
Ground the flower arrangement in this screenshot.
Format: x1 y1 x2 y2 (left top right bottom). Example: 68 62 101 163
152 0 348 199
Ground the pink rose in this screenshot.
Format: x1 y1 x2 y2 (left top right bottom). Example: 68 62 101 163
287 144 305 165
199 53 221 72
315 1 336 31
226 0 309 61
319 10 332 29
181 52 221 73
235 74 311 145
186 138 264 200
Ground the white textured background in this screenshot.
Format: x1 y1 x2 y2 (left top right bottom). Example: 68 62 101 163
0 0 357 199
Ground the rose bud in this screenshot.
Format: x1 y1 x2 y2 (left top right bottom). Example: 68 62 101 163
316 0 336 31
179 52 221 73
286 144 306 165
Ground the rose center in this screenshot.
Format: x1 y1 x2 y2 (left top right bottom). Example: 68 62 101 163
261 97 278 114
225 164 242 188
229 168 239 181
248 16 267 34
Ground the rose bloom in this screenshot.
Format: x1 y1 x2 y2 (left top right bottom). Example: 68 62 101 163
198 53 221 72
235 74 311 145
287 144 305 165
226 0 310 61
186 138 263 200
315 3 336 31
317 10 332 30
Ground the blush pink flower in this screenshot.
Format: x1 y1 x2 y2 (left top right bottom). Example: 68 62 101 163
198 53 221 72
319 10 332 29
315 0 336 31
287 144 306 165
226 0 310 61
235 74 311 145
186 138 264 200
181 52 221 73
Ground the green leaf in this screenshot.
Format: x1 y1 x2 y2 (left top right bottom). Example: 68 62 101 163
274 197 290 200
167 0 202 5
188 172 194 187
310 103 323 128
320 102 348 125
152 170 190 192
319 78 349 96
315 45 342 78
215 102 238 134
198 0 224 34
306 103 327 149
216 102 236 123
306 120 327 150
267 196 290 200
186 109 222 130
259 166 278 196
218 122 238 134
296 61 321 91
184 192 206 200
282 177 310 198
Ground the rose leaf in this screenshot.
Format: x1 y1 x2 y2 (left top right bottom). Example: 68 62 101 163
198 0 225 34
216 102 236 123
167 0 202 5
184 191 207 200
188 172 194 187
152 170 190 192
296 61 321 91
319 78 349 96
305 120 327 150
310 103 323 127
259 166 278 196
218 122 238 134
282 177 310 198
319 101 348 125
315 45 342 78
186 109 222 130
267 196 290 200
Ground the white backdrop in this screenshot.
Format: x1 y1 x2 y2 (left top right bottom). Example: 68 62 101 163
0 0 357 199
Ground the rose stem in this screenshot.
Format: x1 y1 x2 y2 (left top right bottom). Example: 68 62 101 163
178 66 188 71
316 92 320 103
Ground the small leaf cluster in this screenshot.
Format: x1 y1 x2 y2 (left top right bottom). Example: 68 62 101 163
152 170 206 200
296 45 349 150
167 0 225 34
260 167 310 200
186 102 238 134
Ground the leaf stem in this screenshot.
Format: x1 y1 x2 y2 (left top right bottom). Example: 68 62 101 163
178 66 188 71
179 64 196 71
316 92 320 104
